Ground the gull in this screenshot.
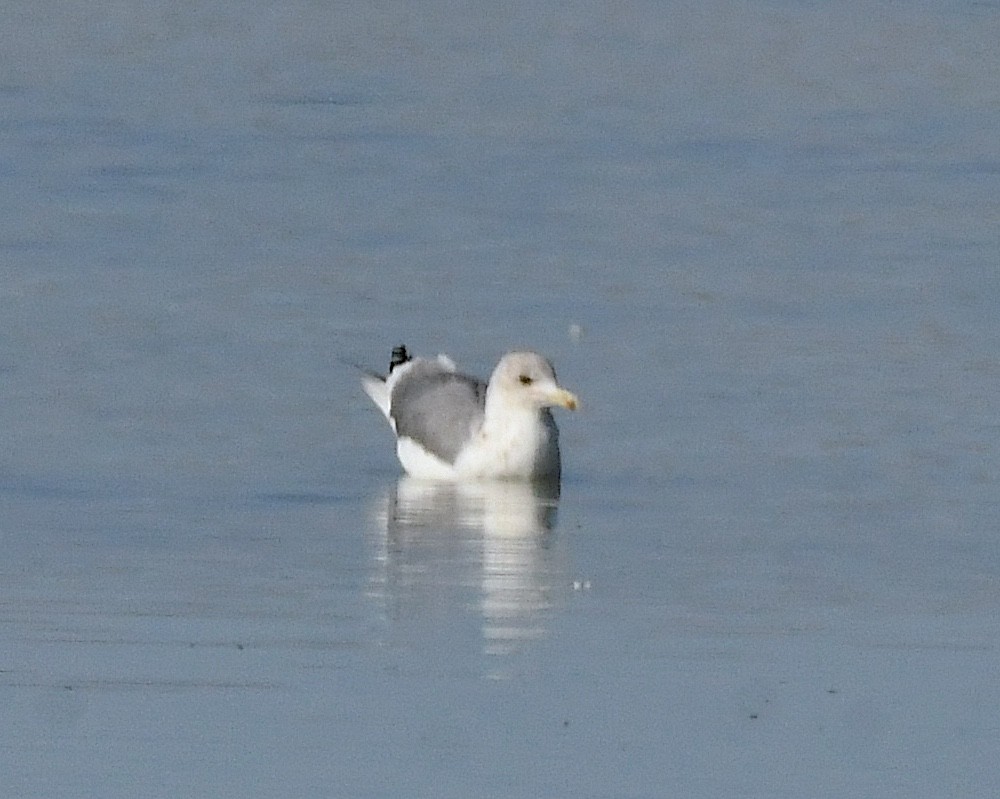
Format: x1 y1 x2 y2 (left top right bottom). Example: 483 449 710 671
361 345 578 481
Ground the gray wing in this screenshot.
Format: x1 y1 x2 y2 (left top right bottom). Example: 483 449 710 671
390 363 487 464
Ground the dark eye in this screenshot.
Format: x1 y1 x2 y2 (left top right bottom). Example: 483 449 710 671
519 375 533 385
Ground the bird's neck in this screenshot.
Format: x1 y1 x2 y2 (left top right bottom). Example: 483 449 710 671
482 399 555 452
483 394 539 431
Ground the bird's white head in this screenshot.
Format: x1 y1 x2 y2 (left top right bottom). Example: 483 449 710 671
488 351 579 412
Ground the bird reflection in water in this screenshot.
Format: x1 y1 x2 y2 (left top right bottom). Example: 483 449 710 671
366 477 567 662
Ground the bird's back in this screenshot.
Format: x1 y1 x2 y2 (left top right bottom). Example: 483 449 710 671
390 361 487 464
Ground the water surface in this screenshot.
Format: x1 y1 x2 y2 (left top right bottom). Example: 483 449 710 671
3 2 1000 797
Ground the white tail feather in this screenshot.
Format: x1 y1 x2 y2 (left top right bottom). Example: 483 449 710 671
360 373 391 420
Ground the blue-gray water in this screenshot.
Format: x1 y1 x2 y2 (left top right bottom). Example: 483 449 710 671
3 2 1000 797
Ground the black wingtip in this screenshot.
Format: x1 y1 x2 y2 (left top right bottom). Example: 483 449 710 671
389 344 411 373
